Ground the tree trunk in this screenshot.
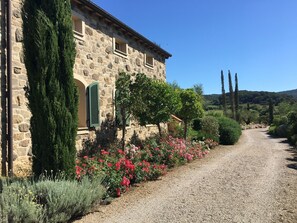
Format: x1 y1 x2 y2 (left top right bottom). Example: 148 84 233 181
184 121 187 140
157 123 162 138
121 109 126 150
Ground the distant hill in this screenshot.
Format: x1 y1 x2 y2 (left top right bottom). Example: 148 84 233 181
204 90 297 106
278 89 297 99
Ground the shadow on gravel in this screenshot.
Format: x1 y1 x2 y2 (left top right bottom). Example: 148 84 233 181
285 147 297 171
287 164 297 170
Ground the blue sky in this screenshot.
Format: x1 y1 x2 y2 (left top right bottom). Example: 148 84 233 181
93 0 297 94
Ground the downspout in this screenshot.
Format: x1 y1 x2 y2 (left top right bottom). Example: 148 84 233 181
1 0 7 176
7 0 13 177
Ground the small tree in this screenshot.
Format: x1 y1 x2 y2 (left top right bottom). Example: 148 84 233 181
131 75 181 137
221 70 227 115
193 83 203 97
115 72 132 149
228 70 235 119
178 89 204 139
193 83 204 106
22 0 78 177
168 81 181 90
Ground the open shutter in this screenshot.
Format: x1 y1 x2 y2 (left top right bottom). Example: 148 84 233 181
87 82 100 128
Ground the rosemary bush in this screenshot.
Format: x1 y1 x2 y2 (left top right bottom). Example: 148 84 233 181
0 176 106 222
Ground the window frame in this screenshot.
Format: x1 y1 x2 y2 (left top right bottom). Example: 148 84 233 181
113 36 128 58
145 53 154 69
72 11 85 40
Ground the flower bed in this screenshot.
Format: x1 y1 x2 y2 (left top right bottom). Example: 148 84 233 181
76 136 217 197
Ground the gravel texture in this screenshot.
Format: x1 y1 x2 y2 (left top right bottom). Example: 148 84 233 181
75 129 297 223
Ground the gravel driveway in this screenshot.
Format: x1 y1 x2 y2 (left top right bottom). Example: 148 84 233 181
75 128 297 223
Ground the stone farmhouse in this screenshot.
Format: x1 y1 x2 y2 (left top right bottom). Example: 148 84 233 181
0 0 171 175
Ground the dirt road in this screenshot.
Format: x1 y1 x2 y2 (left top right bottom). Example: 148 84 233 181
76 129 297 223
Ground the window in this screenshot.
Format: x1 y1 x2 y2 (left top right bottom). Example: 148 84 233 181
72 13 85 40
145 54 154 68
113 37 128 57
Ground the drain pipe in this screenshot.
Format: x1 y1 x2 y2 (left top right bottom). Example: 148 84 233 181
7 0 13 177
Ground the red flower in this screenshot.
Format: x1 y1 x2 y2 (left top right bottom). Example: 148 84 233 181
116 188 121 197
115 162 121 171
142 167 149 173
121 176 130 187
75 166 82 177
107 162 113 167
101 150 109 155
83 155 88 159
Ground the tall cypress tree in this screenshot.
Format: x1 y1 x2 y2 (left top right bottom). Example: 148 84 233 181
221 70 227 115
234 73 239 122
22 0 78 177
228 70 235 119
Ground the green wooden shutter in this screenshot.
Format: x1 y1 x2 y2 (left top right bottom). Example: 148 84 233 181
87 82 99 128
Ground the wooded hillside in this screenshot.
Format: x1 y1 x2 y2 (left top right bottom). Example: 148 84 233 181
205 90 297 106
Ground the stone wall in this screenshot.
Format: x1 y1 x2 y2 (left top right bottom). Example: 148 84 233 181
3 0 169 169
10 0 31 162
71 4 168 148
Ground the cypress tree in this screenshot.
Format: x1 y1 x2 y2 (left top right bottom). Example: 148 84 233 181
22 0 78 177
235 73 239 122
228 70 235 119
221 70 227 115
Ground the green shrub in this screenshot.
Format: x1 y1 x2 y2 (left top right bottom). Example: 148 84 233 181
0 176 106 222
290 134 297 146
0 179 44 222
206 110 224 118
34 177 105 222
217 117 242 145
200 116 219 142
268 125 276 135
275 124 288 138
287 111 297 144
192 117 220 142
272 115 288 126
192 118 202 131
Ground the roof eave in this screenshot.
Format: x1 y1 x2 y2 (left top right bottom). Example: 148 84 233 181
72 0 172 59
